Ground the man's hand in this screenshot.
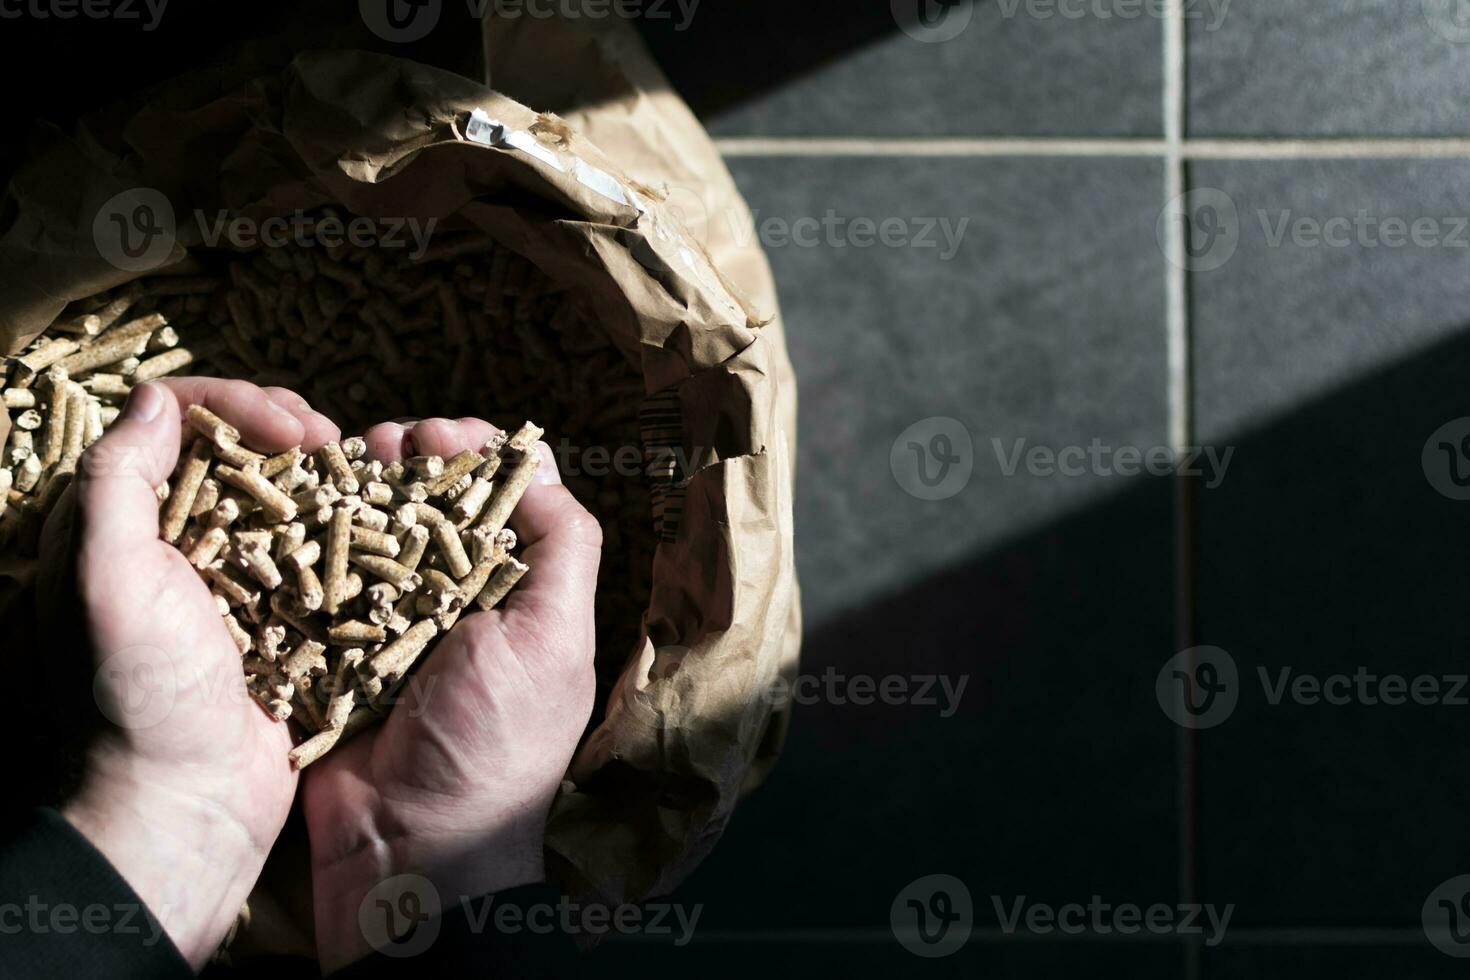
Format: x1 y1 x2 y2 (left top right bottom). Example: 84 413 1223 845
302 418 601 972
51 379 338 970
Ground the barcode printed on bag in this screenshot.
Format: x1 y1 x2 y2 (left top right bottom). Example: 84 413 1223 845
640 390 685 543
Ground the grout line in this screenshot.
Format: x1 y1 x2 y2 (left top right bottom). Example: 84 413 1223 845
612 928 1431 945
1164 26 1188 461
713 137 1470 159
714 137 1168 156
481 16 493 90
1211 929 1429 946
479 5 496 89
1187 138 1470 159
1161 5 1200 980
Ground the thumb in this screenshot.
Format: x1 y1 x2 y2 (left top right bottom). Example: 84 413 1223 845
35 381 185 753
500 445 602 651
75 381 181 559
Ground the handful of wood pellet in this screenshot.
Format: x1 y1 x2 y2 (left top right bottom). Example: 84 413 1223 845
166 404 542 769
2 213 656 740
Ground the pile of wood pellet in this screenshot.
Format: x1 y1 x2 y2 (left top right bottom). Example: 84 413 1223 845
1 209 658 737
164 406 539 767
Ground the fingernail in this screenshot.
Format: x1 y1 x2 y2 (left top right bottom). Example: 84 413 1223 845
120 381 164 423
531 443 561 484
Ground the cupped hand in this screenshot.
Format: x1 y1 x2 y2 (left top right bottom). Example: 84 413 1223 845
49 379 338 970
302 418 601 971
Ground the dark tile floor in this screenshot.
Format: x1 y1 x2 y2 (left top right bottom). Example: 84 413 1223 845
632 0 1470 976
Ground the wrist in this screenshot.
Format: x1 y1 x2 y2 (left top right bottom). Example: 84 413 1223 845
310 804 546 971
62 762 267 971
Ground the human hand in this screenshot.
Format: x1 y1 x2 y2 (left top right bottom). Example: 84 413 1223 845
49 378 338 970
301 418 601 971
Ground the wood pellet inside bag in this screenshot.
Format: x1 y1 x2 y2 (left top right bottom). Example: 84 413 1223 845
0 209 657 765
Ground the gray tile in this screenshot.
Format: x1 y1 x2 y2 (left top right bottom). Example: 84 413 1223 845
1189 0 1470 137
1191 159 1470 438
697 156 1177 925
725 156 1170 625
1190 159 1470 924
638 1 1162 136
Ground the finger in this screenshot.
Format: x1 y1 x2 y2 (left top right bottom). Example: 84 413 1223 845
500 444 602 643
363 421 416 464
156 378 304 452
77 378 307 557
261 387 340 451
73 381 182 557
406 418 501 461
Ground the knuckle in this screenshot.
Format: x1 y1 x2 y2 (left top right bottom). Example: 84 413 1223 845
222 378 256 400
557 496 603 550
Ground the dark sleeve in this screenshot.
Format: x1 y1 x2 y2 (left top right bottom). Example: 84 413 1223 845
0 807 193 980
330 883 580 979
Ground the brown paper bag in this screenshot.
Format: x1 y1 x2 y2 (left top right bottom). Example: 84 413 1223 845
0 43 799 925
